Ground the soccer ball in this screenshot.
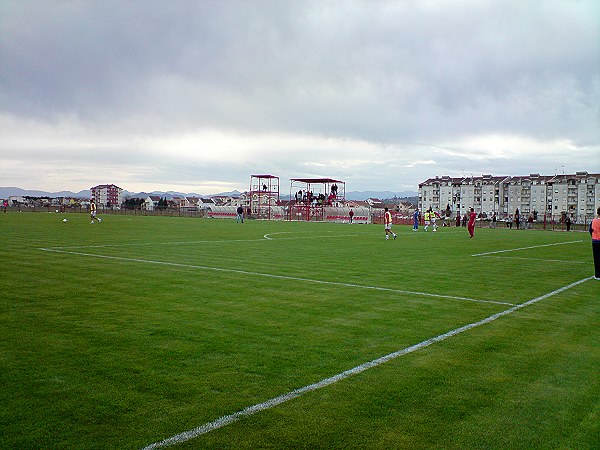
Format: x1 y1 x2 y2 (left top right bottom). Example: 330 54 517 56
63 218 67 222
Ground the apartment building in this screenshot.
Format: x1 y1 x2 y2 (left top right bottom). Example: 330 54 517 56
90 184 124 208
419 172 600 221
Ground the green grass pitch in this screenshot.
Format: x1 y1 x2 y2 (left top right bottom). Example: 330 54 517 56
1 212 598 449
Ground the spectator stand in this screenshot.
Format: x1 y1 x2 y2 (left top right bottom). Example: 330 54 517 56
289 178 345 221
249 175 280 220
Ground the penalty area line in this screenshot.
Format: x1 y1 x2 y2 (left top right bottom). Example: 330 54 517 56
472 240 583 257
43 233 364 249
141 276 593 449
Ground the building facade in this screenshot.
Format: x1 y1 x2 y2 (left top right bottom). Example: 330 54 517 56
90 184 124 208
419 172 600 222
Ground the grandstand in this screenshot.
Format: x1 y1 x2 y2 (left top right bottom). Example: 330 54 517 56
289 178 345 221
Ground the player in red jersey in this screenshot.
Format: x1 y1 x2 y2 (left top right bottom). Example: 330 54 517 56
467 208 476 238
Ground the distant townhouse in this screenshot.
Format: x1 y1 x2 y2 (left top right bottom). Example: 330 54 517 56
419 172 600 221
397 200 415 215
366 198 385 209
180 196 201 211
345 200 370 209
8 195 26 205
198 198 215 209
168 197 183 209
90 184 123 208
240 191 251 208
210 195 242 207
143 195 161 211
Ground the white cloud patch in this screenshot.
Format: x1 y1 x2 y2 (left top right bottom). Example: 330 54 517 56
405 160 437 168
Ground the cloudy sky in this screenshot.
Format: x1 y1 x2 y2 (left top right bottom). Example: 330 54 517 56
1 0 599 195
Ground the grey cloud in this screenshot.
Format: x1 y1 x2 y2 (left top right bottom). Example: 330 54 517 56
1 0 598 192
4 1 598 135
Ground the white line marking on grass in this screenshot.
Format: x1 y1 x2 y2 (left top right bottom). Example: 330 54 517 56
141 276 594 449
472 240 583 257
38 248 510 306
263 232 362 240
46 238 269 250
47 234 364 249
263 231 366 241
479 255 587 264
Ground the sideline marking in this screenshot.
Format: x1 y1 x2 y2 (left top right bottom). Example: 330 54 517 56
472 240 583 257
38 248 510 306
141 276 593 449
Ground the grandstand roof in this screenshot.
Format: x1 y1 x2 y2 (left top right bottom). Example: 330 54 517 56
290 178 344 184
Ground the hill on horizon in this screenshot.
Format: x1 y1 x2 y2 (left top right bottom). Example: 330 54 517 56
0 187 418 202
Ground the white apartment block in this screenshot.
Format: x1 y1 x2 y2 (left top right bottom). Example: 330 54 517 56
419 172 600 221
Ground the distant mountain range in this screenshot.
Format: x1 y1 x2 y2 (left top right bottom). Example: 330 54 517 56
0 187 417 202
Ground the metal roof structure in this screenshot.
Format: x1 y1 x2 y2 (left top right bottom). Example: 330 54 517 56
290 178 344 184
250 174 279 179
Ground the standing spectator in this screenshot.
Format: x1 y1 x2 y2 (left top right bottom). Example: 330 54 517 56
462 213 468 227
456 213 461 227
348 209 354 224
236 205 244 223
413 208 420 231
467 208 476 238
515 208 520 229
590 207 600 280
527 215 534 229
384 207 397 240
565 215 572 232
491 212 497 228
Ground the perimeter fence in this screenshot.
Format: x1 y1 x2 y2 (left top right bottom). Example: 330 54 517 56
2 205 595 232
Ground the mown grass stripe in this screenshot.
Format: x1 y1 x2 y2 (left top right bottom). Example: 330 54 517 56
39 247 512 306
141 276 593 449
